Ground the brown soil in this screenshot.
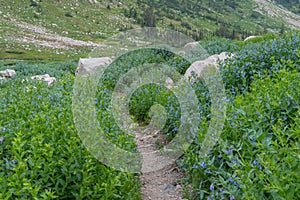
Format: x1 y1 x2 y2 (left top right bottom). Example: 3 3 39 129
135 127 187 200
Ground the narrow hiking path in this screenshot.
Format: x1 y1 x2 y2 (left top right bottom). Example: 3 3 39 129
135 127 186 200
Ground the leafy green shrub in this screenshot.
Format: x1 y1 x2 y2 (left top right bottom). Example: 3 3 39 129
199 37 240 55
180 69 300 200
128 84 181 139
243 33 279 45
220 32 300 96
177 32 300 200
95 48 190 141
0 61 140 199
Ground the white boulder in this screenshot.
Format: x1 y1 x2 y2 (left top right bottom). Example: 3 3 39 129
31 74 56 86
184 52 233 82
44 77 57 87
244 35 258 41
31 74 50 80
0 69 16 78
76 57 112 75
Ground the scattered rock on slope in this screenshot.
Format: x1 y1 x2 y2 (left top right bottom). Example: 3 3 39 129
0 69 16 78
31 74 57 86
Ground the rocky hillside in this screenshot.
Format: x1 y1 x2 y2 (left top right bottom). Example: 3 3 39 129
0 0 299 60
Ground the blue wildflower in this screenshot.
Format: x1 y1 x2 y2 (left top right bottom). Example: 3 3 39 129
232 160 237 165
210 183 214 191
226 148 233 154
221 195 224 199
11 160 18 165
2 127 6 132
199 161 206 168
229 177 233 183
230 195 235 200
219 188 223 193
222 97 229 102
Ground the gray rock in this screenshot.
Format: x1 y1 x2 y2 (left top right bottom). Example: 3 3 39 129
76 57 112 76
31 74 56 86
0 69 16 78
184 52 233 82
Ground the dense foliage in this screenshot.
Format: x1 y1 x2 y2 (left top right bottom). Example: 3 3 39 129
274 0 300 14
179 32 300 199
0 32 299 199
0 62 140 199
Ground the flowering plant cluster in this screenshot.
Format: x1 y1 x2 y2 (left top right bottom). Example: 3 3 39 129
179 32 300 199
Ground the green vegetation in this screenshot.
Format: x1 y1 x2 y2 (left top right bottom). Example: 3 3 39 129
179 31 300 199
1 0 298 60
1 0 300 195
0 62 140 199
274 0 300 14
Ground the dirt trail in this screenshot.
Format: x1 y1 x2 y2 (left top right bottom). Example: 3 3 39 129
135 127 186 200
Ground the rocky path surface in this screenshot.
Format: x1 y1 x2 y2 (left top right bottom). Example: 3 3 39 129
135 127 186 200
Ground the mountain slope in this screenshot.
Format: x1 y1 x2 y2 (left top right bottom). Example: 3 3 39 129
0 0 299 60
273 0 300 15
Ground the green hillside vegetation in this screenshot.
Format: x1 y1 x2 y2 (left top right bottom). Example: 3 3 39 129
1 31 299 199
274 0 300 14
1 0 300 199
1 0 298 60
